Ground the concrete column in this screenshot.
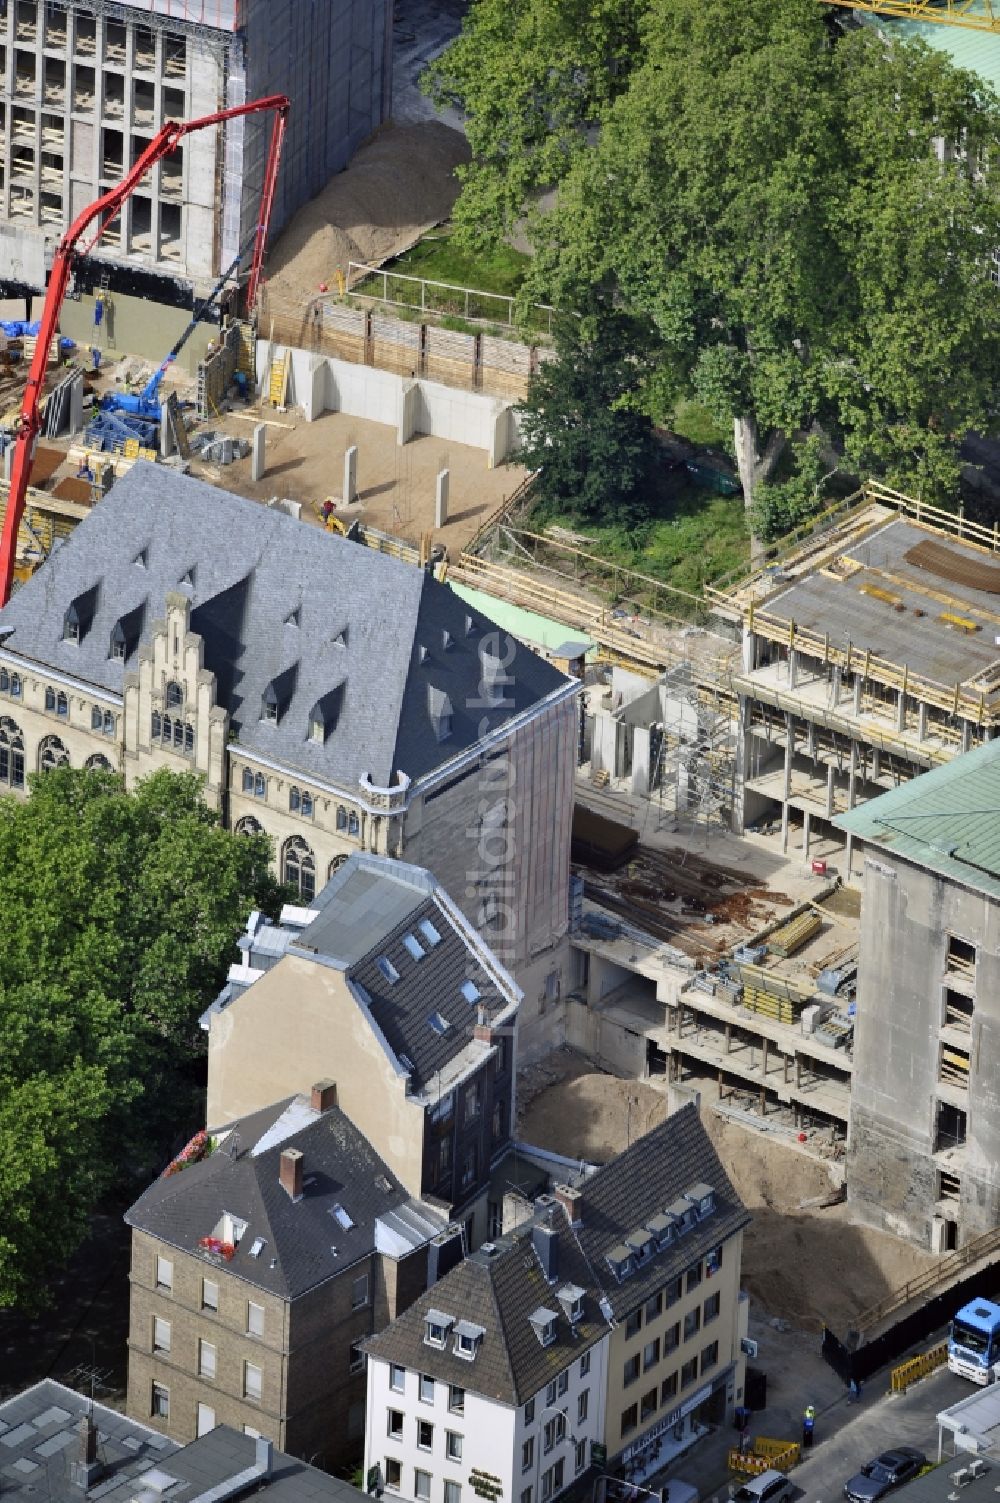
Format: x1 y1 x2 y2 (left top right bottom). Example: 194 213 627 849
781 719 792 854
897 690 906 733
826 764 835 819
832 666 842 705
845 741 858 878
789 649 798 690
251 423 265 483
806 721 816 759
434 468 449 529
853 676 862 714
918 703 928 742
741 627 756 675
344 445 358 504
803 809 811 858
397 380 418 445
872 748 881 783
488 401 512 469
962 721 972 753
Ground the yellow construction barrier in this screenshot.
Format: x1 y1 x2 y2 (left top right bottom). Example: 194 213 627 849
728 1439 801 1476
890 1340 948 1394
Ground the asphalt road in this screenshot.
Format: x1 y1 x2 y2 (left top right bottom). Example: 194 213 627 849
790 1363 973 1502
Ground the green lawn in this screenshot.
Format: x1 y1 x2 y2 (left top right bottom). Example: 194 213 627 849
524 483 750 613
384 228 531 299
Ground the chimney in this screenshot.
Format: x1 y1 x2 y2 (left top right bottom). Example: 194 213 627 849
532 1215 559 1282
311 1079 337 1113
428 1225 464 1286
70 1415 102 1490
280 1147 303 1201
473 1001 494 1045
554 1183 582 1227
255 1436 274 1478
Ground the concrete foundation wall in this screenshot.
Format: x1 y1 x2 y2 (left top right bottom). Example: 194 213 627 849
848 849 1000 1247
260 341 520 460
58 291 216 377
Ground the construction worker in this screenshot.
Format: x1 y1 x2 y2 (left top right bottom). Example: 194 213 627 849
802 1404 816 1448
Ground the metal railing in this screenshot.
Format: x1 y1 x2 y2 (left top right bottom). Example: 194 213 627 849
858 1223 1000 1335
347 261 554 335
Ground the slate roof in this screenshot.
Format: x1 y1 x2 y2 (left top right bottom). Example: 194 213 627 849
835 738 1000 901
231 855 521 1093
125 1096 418 1299
0 1384 366 1503
573 1101 750 1322
363 1218 610 1407
0 463 569 787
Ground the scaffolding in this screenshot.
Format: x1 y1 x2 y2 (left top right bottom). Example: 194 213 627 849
820 1 1000 34
643 662 738 833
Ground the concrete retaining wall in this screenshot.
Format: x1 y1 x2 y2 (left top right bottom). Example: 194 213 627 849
259 340 521 464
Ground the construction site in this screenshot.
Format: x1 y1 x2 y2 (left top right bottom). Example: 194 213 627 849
1 0 1000 1421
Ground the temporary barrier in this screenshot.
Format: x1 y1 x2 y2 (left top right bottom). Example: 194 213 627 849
890 1341 948 1395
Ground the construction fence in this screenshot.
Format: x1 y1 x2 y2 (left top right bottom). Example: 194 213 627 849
258 297 552 402
347 261 555 337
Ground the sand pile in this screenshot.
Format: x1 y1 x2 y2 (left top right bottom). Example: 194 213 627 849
265 121 470 309
516 1049 942 1335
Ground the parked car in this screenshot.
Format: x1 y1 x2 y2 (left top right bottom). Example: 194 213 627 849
843 1448 926 1503
733 1472 793 1503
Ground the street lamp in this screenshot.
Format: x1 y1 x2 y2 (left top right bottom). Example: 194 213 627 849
534 1406 579 1503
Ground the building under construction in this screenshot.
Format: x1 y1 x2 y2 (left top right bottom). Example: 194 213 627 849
0 0 392 312
711 483 1000 872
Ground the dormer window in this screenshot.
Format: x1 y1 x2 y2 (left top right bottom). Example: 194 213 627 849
377 956 400 985
556 1284 585 1324
668 1197 696 1235
308 712 324 742
428 685 453 743
262 684 279 723
626 1229 655 1266
453 1320 485 1360
63 605 80 643
528 1307 559 1349
425 1310 454 1348
606 1245 634 1283
684 1182 715 1220
110 622 126 660
646 1212 676 1250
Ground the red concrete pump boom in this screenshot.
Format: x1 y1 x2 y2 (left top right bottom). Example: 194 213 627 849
0 92 290 607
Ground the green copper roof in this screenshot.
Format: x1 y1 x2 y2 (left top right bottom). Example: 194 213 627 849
835 738 1000 898
858 10 1000 97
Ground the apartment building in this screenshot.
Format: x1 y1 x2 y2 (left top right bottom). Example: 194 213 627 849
717 486 1000 869
0 0 392 315
836 738 1000 1251
363 1209 611 1503
125 1087 445 1468
203 852 521 1247
364 1103 750 1497
0 463 579 1032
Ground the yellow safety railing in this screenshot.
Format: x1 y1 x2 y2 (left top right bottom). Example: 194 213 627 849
890 1341 949 1394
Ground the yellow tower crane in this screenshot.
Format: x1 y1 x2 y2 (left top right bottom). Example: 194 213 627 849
819 2 1000 35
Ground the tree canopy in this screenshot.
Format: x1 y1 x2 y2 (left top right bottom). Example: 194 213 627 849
517 306 661 523
436 0 1000 528
0 767 283 1310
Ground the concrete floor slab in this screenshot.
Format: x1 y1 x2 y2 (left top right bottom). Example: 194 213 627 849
202 404 528 556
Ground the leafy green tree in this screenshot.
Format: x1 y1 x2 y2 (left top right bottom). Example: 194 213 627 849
517 307 660 523
437 0 1000 537
423 0 648 248
0 768 283 1309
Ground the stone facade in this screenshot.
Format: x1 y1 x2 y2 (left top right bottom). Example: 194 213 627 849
847 850 1000 1250
127 1223 426 1470
0 595 577 1015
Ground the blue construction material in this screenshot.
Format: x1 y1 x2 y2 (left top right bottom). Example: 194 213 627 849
85 409 159 453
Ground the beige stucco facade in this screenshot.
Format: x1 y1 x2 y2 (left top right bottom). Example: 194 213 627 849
206 955 426 1198
604 1227 747 1465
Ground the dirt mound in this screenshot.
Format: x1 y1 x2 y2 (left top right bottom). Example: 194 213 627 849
516 1050 942 1335
265 121 470 309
